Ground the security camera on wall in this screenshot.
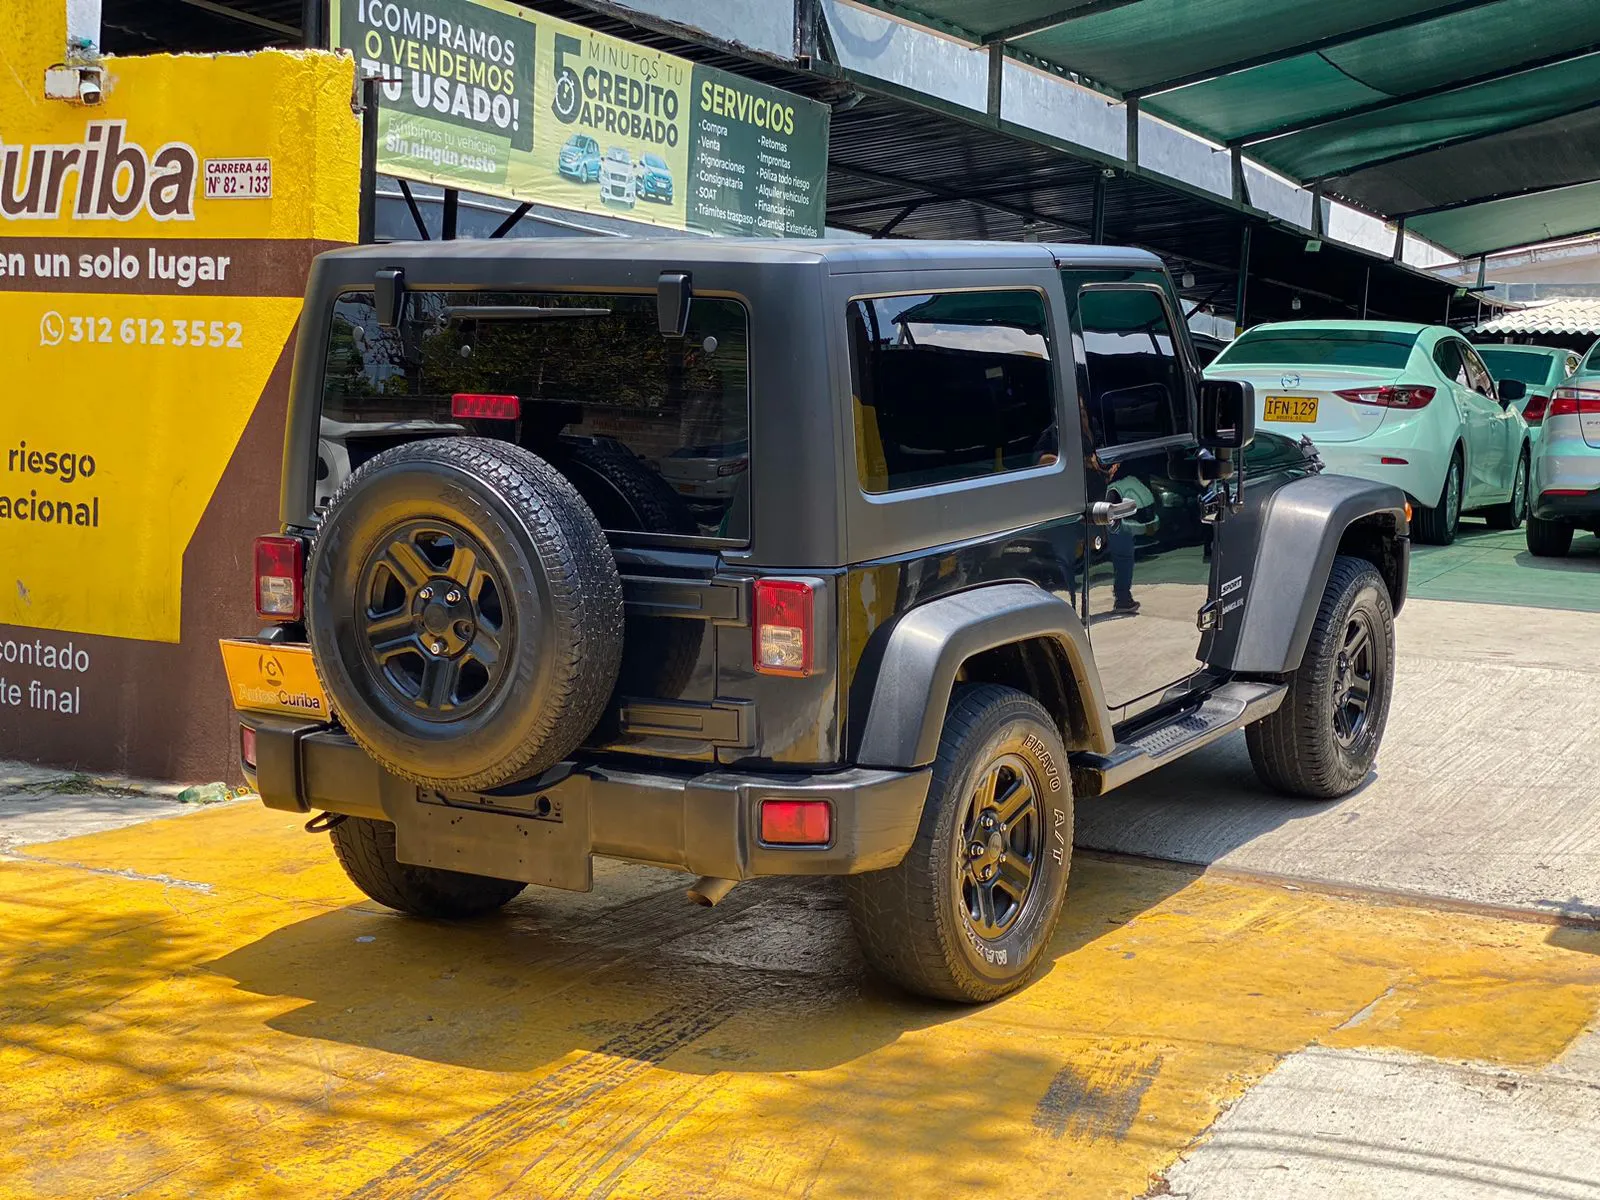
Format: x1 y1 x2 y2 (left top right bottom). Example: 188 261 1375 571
43 63 103 105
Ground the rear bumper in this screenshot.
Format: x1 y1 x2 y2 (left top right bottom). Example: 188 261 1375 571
240 713 930 885
1313 442 1449 509
1531 439 1600 523
1531 486 1600 524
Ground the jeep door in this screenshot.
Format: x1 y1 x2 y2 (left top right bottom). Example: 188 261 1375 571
1062 272 1209 718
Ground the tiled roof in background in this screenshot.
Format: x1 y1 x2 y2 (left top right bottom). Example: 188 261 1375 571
1471 298 1600 336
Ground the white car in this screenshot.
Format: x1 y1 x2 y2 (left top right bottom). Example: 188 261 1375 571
1205 321 1531 544
599 146 636 207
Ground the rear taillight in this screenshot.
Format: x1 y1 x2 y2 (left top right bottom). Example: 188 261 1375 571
254 535 303 620
451 393 521 420
1336 384 1436 409
1522 394 1549 425
759 799 832 845
240 724 257 770
1549 387 1600 417
753 578 816 677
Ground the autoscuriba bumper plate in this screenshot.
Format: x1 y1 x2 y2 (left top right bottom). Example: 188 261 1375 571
218 638 330 720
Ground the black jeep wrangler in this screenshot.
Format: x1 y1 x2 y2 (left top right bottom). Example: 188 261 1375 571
232 239 1407 1003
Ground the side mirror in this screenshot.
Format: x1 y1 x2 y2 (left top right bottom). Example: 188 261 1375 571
1198 378 1255 451
1498 378 1526 404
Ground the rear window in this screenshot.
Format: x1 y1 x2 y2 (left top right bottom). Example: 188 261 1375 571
848 289 1058 494
1215 328 1418 370
1477 347 1555 386
320 290 751 543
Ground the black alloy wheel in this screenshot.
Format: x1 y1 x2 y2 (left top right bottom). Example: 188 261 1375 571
357 521 510 721
957 752 1045 940
1330 610 1376 754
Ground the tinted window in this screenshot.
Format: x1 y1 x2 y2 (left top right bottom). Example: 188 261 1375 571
322 290 751 541
1078 286 1190 448
848 290 1057 494
1478 347 1558 386
1461 343 1495 397
1216 328 1418 369
1585 342 1600 371
1433 338 1466 385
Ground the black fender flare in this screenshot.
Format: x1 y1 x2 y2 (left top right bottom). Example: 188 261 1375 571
855 583 1112 770
1220 473 1408 676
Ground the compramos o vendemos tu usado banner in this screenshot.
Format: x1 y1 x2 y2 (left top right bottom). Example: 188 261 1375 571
334 0 829 236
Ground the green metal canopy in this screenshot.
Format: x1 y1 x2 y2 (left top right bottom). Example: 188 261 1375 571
861 0 1600 257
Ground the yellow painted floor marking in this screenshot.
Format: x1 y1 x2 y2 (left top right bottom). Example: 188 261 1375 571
2 803 1598 1199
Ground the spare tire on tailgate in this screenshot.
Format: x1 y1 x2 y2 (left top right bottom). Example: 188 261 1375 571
306 437 624 792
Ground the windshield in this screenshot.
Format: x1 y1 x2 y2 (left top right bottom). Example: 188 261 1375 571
644 154 667 170
606 148 629 162
1215 328 1418 370
1477 347 1556 386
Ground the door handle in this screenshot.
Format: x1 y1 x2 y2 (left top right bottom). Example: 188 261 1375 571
1089 498 1139 525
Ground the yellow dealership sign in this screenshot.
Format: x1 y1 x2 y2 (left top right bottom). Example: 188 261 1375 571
0 51 359 645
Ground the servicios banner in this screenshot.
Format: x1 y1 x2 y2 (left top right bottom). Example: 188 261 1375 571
335 0 829 237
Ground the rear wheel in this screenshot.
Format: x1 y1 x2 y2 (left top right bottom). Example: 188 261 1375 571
1247 556 1395 799
1526 514 1574 557
330 816 525 918
844 685 1073 1003
1413 450 1462 545
1484 447 1529 529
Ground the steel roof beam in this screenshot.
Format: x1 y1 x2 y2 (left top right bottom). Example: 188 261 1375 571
829 160 1095 236
981 0 1147 45
1233 45 1600 147
1128 0 1504 99
170 0 300 38
1398 177 1600 219
1312 96 1600 183
1464 222 1600 260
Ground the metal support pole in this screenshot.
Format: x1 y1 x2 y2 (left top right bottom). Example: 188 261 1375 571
1476 254 1487 289
489 202 532 239
358 76 378 244
1392 216 1406 262
1230 146 1245 204
1125 97 1140 166
1361 266 1370 320
301 0 321 47
1234 223 1252 335
1310 183 1324 238
396 179 430 239
987 42 1004 120
441 188 460 240
1091 171 1107 243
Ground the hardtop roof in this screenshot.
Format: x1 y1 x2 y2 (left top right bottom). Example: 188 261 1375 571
315 238 1165 277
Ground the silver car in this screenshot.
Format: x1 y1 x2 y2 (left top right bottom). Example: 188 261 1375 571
1526 339 1600 556
1475 343 1581 443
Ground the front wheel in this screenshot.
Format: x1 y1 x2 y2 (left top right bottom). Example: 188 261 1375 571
1247 556 1395 799
1413 451 1462 545
1526 514 1574 557
1484 447 1529 529
844 684 1073 1003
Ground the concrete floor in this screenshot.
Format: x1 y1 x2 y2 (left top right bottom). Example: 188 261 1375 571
3 530 1599 1198
1077 596 1600 917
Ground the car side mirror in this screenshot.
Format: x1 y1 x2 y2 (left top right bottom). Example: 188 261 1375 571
1198 378 1255 451
1498 378 1526 405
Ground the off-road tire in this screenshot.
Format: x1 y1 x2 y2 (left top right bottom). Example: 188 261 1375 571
330 816 525 917
1526 514 1574 557
843 685 1073 1003
1484 446 1529 530
1413 449 1462 545
547 437 704 700
307 437 623 792
1247 556 1395 799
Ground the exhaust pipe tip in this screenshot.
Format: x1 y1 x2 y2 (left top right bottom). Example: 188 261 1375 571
687 875 738 907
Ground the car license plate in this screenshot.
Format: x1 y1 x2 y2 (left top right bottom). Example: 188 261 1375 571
1265 395 1318 423
218 639 330 718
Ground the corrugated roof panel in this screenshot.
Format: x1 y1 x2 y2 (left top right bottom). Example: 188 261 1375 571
1471 298 1600 335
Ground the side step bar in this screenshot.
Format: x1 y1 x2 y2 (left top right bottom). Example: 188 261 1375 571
1072 680 1287 796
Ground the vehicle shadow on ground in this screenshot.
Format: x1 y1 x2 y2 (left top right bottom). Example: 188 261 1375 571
202 855 1196 1077
1073 731 1376 867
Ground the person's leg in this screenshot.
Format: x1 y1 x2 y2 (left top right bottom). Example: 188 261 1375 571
1109 526 1138 613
